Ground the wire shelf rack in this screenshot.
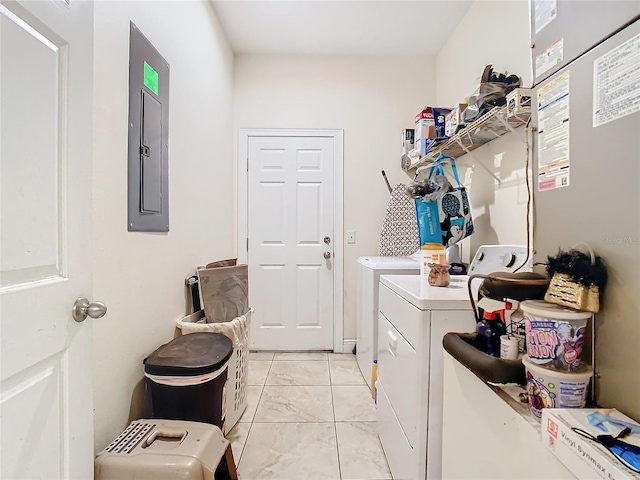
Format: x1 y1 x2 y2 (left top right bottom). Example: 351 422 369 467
404 105 531 173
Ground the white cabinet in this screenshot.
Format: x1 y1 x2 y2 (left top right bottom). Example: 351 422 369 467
441 351 575 479
376 276 475 480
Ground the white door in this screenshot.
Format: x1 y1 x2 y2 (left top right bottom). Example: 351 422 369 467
1 1 96 478
247 135 335 350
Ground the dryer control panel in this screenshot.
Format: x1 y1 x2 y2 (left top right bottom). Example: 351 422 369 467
468 245 532 275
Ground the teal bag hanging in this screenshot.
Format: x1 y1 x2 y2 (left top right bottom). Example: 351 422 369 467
415 155 474 247
415 161 446 245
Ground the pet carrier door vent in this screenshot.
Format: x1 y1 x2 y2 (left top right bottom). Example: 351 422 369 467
104 421 156 454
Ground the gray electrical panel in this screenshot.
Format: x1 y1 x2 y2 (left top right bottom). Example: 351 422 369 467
529 0 640 86
127 22 170 232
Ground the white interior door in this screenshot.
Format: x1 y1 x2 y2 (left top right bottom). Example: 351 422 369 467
1 1 95 478
247 135 335 350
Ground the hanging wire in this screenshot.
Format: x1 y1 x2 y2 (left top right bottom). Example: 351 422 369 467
513 118 533 273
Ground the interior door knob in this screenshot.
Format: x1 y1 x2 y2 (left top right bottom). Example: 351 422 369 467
73 297 108 322
323 251 332 259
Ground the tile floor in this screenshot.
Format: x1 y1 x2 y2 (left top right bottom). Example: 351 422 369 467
226 352 391 480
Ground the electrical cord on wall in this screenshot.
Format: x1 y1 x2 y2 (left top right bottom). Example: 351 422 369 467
483 122 598 404
514 118 533 273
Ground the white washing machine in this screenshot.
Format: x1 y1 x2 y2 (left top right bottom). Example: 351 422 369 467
356 255 420 386
375 244 533 480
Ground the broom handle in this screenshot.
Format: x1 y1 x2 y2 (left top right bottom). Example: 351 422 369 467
381 170 392 194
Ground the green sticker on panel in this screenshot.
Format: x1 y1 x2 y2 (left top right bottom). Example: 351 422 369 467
143 61 159 95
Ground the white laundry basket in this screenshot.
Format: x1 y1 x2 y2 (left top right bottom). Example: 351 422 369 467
177 308 252 433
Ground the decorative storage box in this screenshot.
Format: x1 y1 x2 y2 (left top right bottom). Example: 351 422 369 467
545 272 601 313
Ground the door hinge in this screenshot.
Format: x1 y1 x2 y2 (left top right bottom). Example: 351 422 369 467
247 159 249 172
246 238 248 251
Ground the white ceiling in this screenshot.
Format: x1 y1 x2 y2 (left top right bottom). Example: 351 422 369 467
210 1 474 56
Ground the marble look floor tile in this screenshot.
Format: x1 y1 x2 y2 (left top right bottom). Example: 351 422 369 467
238 385 263 423
249 351 275 361
226 422 251 464
328 352 357 362
330 361 367 386
254 385 334 423
336 422 391 480
247 361 271 386
273 352 328 361
266 360 330 386
238 423 339 480
332 386 377 422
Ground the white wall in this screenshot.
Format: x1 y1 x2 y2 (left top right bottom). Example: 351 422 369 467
92 1 234 451
435 0 532 259
234 55 436 341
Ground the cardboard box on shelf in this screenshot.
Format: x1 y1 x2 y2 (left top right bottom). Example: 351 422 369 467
432 107 451 138
541 408 640 480
415 120 435 141
415 117 436 153
401 128 415 146
401 128 415 158
414 107 434 123
445 104 467 137
415 138 441 157
415 106 453 136
506 88 531 118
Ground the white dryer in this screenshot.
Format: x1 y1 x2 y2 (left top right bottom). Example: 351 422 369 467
356 255 420 386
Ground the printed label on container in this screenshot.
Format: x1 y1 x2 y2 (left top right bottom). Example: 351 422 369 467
527 320 559 359
525 315 586 368
559 382 589 407
420 250 446 277
526 374 590 418
526 372 555 417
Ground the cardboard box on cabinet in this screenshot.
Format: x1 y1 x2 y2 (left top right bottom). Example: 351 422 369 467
541 408 640 480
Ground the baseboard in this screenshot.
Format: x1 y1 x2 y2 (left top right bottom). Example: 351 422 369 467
341 338 356 354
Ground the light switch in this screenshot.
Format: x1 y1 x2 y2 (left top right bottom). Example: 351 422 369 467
346 230 356 244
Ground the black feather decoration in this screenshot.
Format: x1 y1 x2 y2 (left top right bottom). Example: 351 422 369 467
546 249 608 291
